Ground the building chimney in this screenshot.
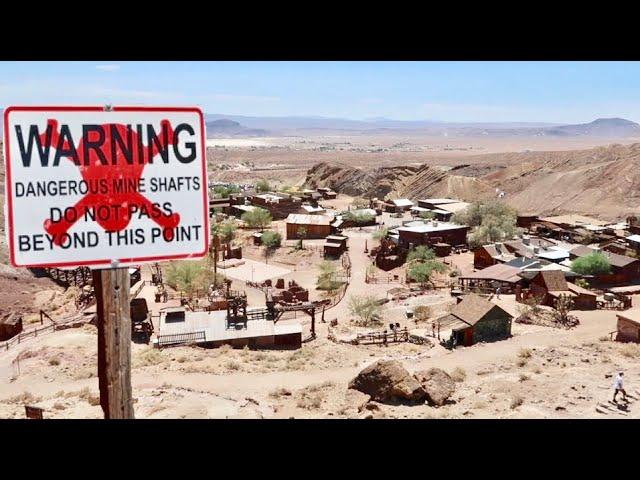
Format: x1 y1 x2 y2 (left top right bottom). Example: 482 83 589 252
522 236 530 245
533 246 540 255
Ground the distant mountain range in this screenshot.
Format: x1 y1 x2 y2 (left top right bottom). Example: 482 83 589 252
202 115 640 138
1 108 639 140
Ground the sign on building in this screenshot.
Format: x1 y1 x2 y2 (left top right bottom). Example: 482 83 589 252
3 106 209 268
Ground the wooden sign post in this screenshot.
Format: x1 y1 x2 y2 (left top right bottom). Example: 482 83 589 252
93 268 134 419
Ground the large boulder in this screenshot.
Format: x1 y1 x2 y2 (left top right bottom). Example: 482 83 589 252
349 360 426 403
414 368 456 406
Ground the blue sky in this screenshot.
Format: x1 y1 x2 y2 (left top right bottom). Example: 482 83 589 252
1 61 640 123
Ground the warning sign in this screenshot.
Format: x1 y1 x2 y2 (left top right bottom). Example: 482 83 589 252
3 106 209 268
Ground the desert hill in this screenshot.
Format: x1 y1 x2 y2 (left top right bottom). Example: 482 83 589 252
205 118 268 138
305 142 640 220
304 162 494 201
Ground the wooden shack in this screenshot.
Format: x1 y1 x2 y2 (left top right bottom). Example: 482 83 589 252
396 221 469 249
528 270 596 310
285 214 333 240
323 235 348 257
616 309 640 343
458 264 523 294
436 294 512 347
0 313 23 341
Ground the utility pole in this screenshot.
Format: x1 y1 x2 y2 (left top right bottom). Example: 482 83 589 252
93 268 134 419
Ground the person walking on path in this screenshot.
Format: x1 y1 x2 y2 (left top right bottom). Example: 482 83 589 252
613 372 627 403
496 287 501 299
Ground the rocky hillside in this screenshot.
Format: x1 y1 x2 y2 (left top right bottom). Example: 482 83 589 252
305 142 640 220
304 162 494 201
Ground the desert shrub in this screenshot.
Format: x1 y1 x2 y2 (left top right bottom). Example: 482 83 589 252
407 245 436 263
316 261 343 292
372 227 389 241
571 252 612 275
413 305 432 322
241 207 272 230
224 360 241 371
516 358 528 368
408 261 447 286
574 278 590 289
519 373 530 382
621 343 640 358
344 211 375 226
518 348 532 358
255 179 271 193
48 357 61 366
269 387 292 399
133 348 165 368
347 295 383 326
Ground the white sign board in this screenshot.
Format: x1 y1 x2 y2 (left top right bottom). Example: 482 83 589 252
3 106 209 269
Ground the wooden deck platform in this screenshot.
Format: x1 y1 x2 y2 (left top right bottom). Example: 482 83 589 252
154 308 302 348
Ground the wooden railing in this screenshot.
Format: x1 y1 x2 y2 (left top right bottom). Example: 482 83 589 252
0 313 91 352
157 331 206 348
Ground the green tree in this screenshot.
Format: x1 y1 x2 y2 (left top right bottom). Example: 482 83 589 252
255 179 271 193
211 220 237 244
453 201 518 248
570 252 612 275
296 226 308 249
419 210 435 220
408 261 447 287
316 261 343 293
165 260 216 298
261 230 282 264
347 295 383 327
406 245 436 263
372 227 389 242
212 185 239 198
241 207 272 230
344 211 374 226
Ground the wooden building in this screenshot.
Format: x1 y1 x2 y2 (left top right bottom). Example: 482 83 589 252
250 193 304 220
436 294 512 347
323 235 348 258
0 313 23 341
528 270 596 310
396 221 469 249
474 243 517 269
285 214 333 240
458 264 523 294
615 309 640 343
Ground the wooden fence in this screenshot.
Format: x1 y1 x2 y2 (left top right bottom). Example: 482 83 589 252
0 313 91 352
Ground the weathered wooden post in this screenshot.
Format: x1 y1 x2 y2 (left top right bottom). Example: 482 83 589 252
93 268 134 419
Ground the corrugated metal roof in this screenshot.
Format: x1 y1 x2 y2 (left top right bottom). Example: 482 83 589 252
392 199 414 207
460 264 522 283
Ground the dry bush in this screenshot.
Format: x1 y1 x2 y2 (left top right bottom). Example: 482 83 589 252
72 367 96 380
219 344 233 353
450 367 467 383
518 348 532 359
224 360 241 371
473 400 487 409
510 395 524 409
519 374 530 382
176 355 188 364
269 387 292 399
6 391 41 404
53 402 66 410
532 366 542 374
296 382 334 410
516 359 528 368
599 335 610 342
133 348 166 368
620 343 640 358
